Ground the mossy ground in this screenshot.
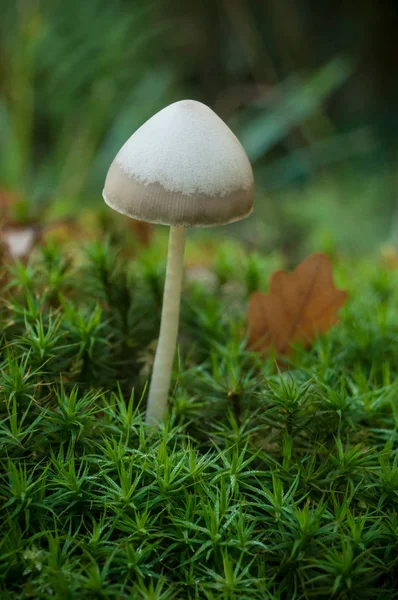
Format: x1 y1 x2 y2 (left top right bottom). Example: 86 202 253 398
1 235 398 599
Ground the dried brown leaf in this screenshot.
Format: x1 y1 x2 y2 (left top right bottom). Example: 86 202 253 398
247 252 347 356
127 218 154 247
380 244 398 270
0 224 39 260
0 187 20 220
0 218 76 261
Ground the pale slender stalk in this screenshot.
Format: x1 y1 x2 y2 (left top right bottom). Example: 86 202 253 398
146 226 186 425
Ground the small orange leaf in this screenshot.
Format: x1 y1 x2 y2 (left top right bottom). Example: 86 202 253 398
247 253 347 356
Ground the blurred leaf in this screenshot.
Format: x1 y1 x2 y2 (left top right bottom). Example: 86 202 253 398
127 219 154 248
240 58 352 161
258 127 377 190
0 0 178 212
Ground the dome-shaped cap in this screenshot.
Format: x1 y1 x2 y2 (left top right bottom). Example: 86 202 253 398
103 100 254 227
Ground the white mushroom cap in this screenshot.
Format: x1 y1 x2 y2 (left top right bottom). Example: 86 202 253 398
103 100 254 227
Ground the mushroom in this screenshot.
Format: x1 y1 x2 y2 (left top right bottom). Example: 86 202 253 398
103 99 254 425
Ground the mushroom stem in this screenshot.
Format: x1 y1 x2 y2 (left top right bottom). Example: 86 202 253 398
146 226 186 425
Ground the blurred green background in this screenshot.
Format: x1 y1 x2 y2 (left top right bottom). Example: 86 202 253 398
1 0 397 258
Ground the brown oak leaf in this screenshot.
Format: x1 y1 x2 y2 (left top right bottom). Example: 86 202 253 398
247 253 347 356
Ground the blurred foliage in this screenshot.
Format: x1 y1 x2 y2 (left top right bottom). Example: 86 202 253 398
0 0 180 219
1 0 397 255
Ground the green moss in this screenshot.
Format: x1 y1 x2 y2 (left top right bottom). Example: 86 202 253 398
1 240 398 599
